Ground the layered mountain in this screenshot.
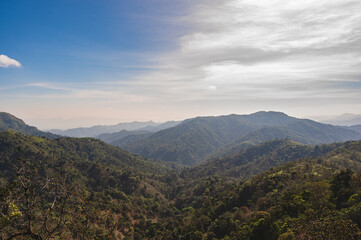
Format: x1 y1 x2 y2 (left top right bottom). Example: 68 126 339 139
213 119 361 158
0 112 58 138
137 120 182 132
96 129 151 144
49 121 158 137
1 128 361 239
183 139 342 180
348 124 361 133
95 121 182 144
320 113 361 126
50 120 182 138
113 111 361 165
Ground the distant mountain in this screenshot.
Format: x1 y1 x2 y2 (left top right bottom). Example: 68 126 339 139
320 113 361 126
49 121 159 137
95 121 182 144
348 125 361 133
213 119 361 158
184 139 342 180
96 130 151 144
114 111 361 166
0 112 58 138
1 129 361 239
137 121 182 132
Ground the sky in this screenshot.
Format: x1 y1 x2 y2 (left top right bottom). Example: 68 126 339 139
1 0 361 129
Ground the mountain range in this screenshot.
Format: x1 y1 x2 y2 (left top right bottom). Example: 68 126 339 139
183 139 343 180
113 111 361 165
1 123 361 239
318 113 361 126
2 111 361 167
96 121 181 143
49 120 181 138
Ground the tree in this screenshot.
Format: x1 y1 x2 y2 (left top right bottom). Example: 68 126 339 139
0 162 77 239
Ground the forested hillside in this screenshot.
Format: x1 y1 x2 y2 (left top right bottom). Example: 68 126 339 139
1 131 361 239
184 139 342 180
114 111 361 166
167 140 361 239
0 132 174 239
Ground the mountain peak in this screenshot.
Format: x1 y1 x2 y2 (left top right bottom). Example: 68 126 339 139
249 111 289 117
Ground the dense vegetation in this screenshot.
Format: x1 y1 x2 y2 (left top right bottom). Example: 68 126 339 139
0 132 174 239
169 141 361 239
184 139 342 180
1 130 361 239
114 111 361 165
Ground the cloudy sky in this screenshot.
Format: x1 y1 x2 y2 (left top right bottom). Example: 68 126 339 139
1 0 361 129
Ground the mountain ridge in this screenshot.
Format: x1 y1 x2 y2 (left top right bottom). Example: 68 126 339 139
0 112 58 139
113 111 361 165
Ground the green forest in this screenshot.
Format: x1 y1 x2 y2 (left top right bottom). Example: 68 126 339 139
1 131 361 239
1 112 361 239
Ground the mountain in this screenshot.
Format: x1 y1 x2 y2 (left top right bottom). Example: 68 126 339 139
1 130 361 239
114 111 361 166
95 121 182 144
96 129 151 144
0 131 168 178
138 120 182 132
348 125 361 133
0 131 175 239
49 121 159 137
114 113 264 165
213 119 361 158
183 139 342 180
320 113 361 126
171 140 361 239
0 112 58 138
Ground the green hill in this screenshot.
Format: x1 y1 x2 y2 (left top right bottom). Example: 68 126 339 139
0 112 58 138
114 111 361 166
1 130 361 239
167 141 361 239
0 131 174 239
96 129 151 144
184 139 342 180
0 131 168 178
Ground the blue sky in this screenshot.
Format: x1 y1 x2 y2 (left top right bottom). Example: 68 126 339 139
0 0 188 81
1 0 361 129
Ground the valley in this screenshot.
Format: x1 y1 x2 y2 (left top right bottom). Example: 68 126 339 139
1 112 361 239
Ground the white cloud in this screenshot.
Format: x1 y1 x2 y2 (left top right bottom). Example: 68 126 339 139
0 54 22 68
207 85 217 91
123 0 361 106
4 0 361 122
182 0 361 52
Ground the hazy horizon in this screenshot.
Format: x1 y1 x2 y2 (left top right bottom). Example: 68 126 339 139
18 111 361 130
2 0 361 129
